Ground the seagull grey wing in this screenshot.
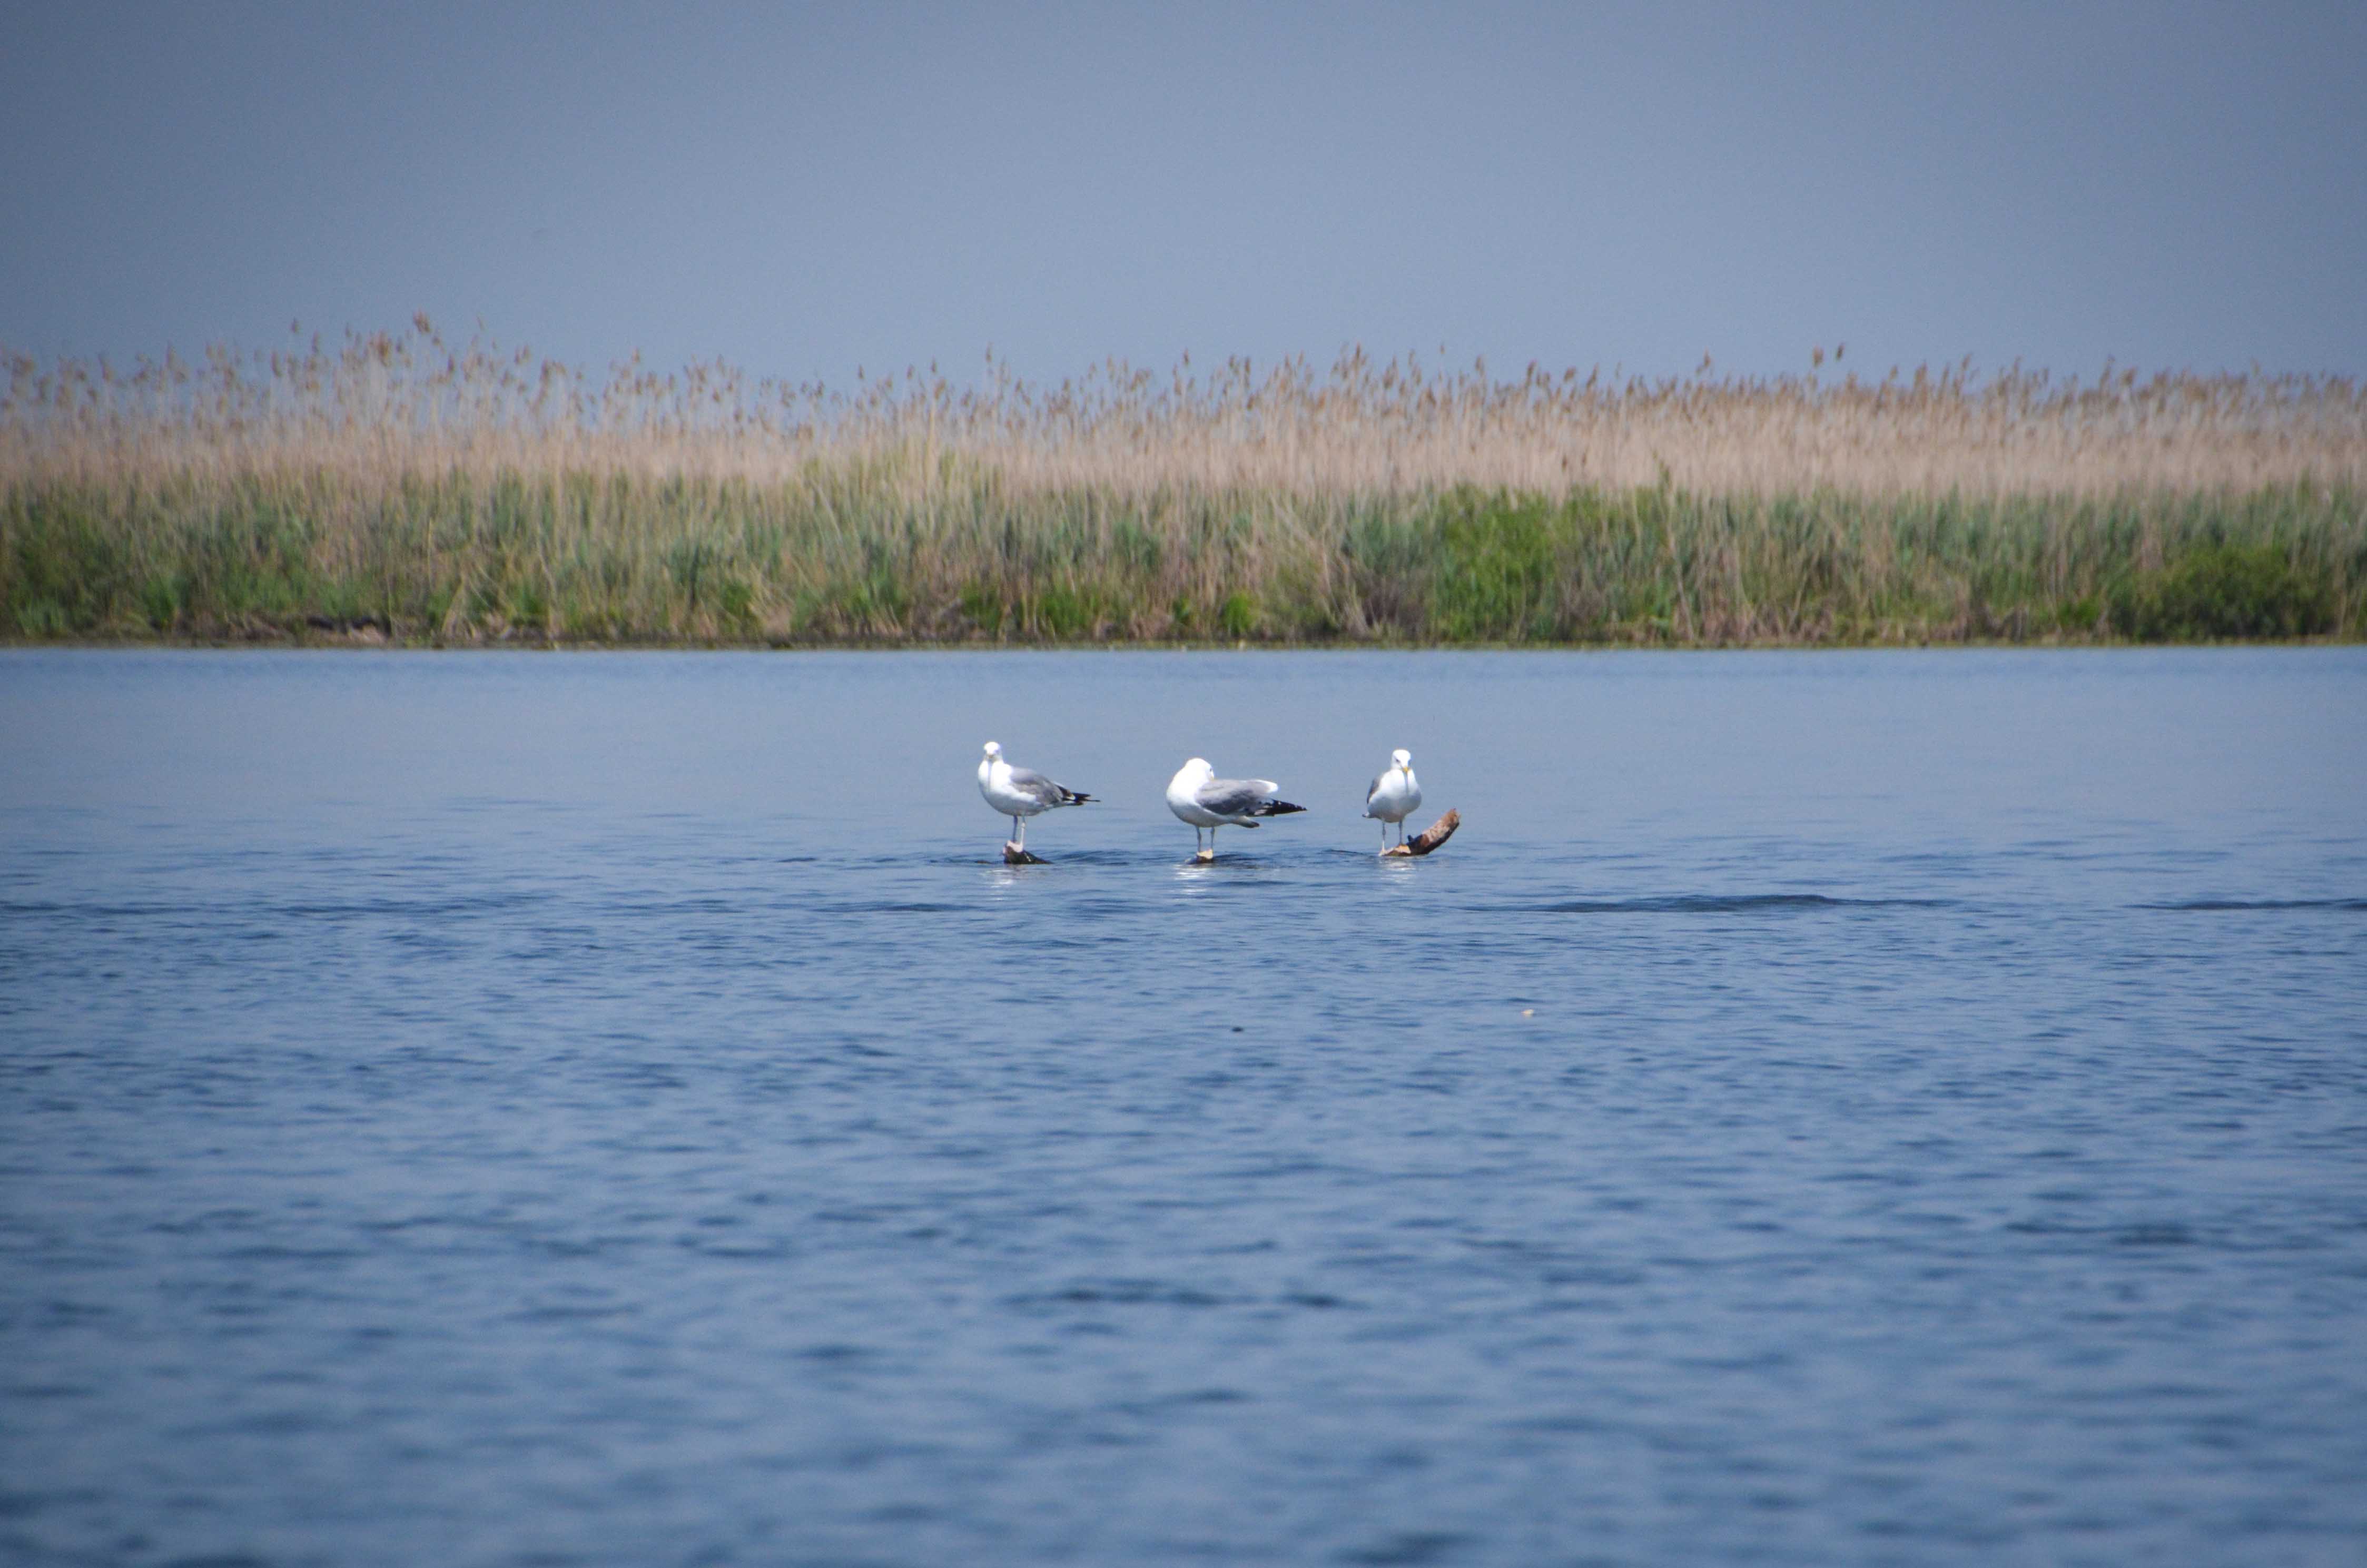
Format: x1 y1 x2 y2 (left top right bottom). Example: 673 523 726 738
1002 767 1068 810
1195 777 1277 818
1008 765 1092 807
1366 771 1385 805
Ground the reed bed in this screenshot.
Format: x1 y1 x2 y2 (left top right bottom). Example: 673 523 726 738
5 319 2362 645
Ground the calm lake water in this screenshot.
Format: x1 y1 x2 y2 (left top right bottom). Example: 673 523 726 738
3 647 2364 1567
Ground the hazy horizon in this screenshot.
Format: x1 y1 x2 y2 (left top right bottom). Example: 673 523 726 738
5 2 2363 389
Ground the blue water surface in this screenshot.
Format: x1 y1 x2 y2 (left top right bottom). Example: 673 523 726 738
3 647 2364 1566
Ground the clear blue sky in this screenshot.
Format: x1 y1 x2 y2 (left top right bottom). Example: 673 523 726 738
4 1 2362 386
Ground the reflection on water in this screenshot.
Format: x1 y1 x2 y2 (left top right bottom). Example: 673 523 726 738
3 647 2365 1566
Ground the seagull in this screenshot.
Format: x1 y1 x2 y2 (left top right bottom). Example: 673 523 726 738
1364 747 1422 847
1165 757 1305 857
978 741 1093 849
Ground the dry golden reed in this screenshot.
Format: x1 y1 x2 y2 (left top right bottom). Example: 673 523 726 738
9 317 2364 497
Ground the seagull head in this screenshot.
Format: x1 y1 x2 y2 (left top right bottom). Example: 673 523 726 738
1392 748 1412 770
982 741 1002 760
1181 757 1213 781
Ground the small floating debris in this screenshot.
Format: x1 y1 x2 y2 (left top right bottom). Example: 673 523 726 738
1382 808 1461 858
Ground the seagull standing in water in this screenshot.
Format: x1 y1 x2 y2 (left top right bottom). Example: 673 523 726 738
1364 747 1422 848
978 741 1093 850
1165 757 1305 859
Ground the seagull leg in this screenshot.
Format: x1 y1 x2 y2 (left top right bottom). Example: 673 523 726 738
1013 814 1024 847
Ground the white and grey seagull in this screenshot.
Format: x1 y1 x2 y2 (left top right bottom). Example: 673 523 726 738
978 741 1093 850
1165 757 1305 859
1364 747 1422 847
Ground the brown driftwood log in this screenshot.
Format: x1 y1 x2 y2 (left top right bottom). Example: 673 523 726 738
1382 807 1460 857
1003 842 1048 865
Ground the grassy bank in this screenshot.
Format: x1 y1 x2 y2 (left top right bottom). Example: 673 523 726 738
5 324 2363 646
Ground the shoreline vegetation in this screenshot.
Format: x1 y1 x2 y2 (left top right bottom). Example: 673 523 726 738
4 319 2362 647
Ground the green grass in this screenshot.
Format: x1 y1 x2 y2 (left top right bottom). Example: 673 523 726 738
4 470 2359 645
